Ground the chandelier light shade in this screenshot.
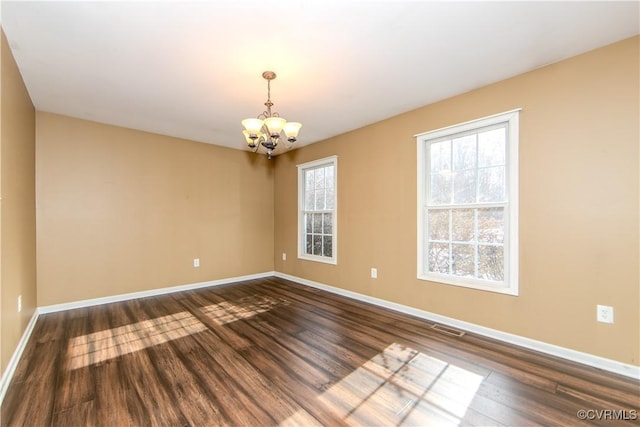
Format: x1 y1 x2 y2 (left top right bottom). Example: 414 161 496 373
241 71 301 159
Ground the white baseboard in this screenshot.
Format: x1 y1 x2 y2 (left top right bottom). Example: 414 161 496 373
38 271 275 314
0 310 39 404
274 272 640 380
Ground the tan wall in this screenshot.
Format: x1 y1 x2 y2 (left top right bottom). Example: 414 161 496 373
36 113 274 306
1 28 3 377
274 37 640 366
0 30 37 373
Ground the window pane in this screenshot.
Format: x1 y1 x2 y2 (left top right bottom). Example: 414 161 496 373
478 208 504 244
305 214 312 233
305 234 313 255
305 170 314 191
452 244 474 277
323 236 333 258
453 170 476 204
315 190 325 210
313 235 322 256
478 166 505 202
314 168 325 190
323 213 332 234
453 134 476 171
325 186 335 209
304 190 314 210
428 243 449 274
430 140 451 173
452 209 474 242
478 128 506 167
325 165 334 189
479 245 504 281
313 213 322 233
428 209 449 241
430 172 451 205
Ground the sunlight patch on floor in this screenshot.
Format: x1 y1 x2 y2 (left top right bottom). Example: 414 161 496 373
200 295 289 326
280 342 484 426
66 311 207 370
66 295 289 370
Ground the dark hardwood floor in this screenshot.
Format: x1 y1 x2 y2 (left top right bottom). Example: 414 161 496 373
2 276 638 426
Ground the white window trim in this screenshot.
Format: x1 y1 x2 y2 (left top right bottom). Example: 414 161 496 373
416 109 520 296
297 156 338 265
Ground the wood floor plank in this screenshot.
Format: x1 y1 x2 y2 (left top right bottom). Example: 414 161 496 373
238 345 350 427
109 301 188 427
52 309 95 417
88 304 141 427
0 339 59 426
463 331 640 398
171 290 253 350
459 406 505 427
481 371 597 427
50 399 96 427
556 384 640 422
192 290 342 393
6 311 67 391
200 342 319 426
169 298 308 426
125 297 230 426
139 293 260 426
2 276 638 427
465 391 543 426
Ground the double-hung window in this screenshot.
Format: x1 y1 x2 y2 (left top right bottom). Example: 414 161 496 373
416 110 519 295
298 156 337 264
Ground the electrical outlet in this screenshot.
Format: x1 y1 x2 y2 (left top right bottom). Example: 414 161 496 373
193 258 200 268
282 252 287 261
17 295 22 313
597 305 614 323
371 268 378 279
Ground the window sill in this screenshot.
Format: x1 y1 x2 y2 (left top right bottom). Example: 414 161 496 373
418 274 518 296
298 254 337 265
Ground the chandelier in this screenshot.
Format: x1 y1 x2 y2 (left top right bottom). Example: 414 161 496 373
241 71 302 159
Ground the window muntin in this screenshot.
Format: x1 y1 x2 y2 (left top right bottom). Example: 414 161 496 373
417 110 519 295
298 156 337 264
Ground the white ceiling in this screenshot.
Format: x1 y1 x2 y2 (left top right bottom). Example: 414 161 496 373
1 1 638 153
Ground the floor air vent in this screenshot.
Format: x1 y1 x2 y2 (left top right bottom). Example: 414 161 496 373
431 324 466 337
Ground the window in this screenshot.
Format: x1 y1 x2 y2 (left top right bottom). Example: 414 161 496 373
416 110 519 295
298 156 337 264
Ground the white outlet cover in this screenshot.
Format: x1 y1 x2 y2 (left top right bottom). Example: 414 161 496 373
371 268 378 279
596 305 614 323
